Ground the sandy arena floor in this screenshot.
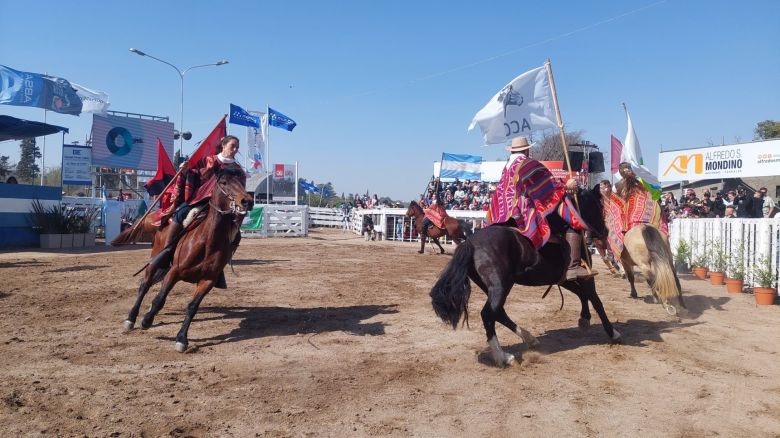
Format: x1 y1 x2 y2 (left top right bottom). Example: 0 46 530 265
1 228 779 437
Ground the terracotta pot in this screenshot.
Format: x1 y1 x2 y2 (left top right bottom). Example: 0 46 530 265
724 278 744 294
709 271 725 285
754 287 777 305
692 266 708 280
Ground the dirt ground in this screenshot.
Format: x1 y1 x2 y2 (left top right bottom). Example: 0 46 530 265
1 228 779 437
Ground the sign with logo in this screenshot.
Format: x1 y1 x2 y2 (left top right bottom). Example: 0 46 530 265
658 139 780 182
272 163 296 201
90 114 174 170
62 145 92 185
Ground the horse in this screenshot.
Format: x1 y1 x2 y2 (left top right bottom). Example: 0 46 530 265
405 201 472 254
115 168 253 352
430 187 621 367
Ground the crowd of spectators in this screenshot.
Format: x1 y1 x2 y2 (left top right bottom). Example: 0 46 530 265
421 178 496 211
662 187 777 220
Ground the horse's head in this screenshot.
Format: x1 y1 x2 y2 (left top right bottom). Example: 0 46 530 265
212 168 253 216
577 186 608 240
405 201 419 217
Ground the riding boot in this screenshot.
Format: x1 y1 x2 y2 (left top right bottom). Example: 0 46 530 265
214 271 227 289
566 231 596 281
149 222 183 268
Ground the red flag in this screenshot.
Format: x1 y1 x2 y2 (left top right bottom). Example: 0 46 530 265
188 115 227 167
144 138 175 196
610 135 623 174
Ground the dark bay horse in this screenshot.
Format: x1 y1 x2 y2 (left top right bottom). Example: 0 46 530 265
116 168 253 352
430 187 621 367
405 201 472 254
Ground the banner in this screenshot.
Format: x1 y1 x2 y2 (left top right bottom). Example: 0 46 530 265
229 103 261 128
468 65 556 145
0 65 83 115
91 114 174 170
440 153 482 180
272 163 296 201
62 145 92 185
268 107 297 131
658 139 780 182
72 83 110 115
246 111 266 172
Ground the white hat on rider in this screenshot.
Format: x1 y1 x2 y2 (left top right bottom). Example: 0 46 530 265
505 136 534 153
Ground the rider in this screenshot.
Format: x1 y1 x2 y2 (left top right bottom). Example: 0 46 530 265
420 178 449 234
151 135 246 286
488 136 593 281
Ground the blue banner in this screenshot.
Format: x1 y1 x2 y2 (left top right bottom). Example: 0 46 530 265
0 65 83 115
229 103 261 128
298 179 320 193
268 107 297 131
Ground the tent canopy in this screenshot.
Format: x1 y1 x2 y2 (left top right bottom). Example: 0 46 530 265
0 115 69 142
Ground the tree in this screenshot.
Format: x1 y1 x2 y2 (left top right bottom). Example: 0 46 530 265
529 129 586 161
44 166 61 187
17 138 41 183
0 155 11 178
754 120 780 140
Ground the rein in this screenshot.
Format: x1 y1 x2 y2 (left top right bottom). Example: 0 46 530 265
209 182 243 216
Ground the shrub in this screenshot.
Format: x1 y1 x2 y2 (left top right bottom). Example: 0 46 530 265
753 256 777 289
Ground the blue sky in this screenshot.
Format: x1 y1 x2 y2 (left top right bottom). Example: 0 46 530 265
1 0 778 200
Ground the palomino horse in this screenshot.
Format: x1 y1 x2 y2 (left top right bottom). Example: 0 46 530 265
430 187 621 367
115 168 253 352
405 201 472 254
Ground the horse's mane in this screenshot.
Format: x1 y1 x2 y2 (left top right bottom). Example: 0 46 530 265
218 167 244 179
618 175 644 199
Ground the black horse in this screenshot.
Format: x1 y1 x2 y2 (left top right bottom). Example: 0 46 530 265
430 186 621 367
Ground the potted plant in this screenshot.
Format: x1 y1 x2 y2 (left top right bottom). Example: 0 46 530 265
68 207 99 247
725 243 745 294
692 250 709 280
29 200 65 249
673 239 691 274
752 256 777 305
708 241 727 285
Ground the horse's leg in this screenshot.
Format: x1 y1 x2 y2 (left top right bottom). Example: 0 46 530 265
432 237 445 254
174 278 215 352
477 277 517 367
140 271 179 329
622 252 639 299
564 278 621 343
418 234 426 254
494 307 539 348
124 266 157 330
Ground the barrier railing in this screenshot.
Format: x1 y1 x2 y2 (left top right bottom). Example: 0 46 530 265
669 218 780 289
348 208 488 244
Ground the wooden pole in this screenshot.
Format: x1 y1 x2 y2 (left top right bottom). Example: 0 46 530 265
123 164 186 239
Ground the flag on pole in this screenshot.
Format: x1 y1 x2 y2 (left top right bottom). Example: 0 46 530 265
617 105 661 200
71 83 110 115
246 111 266 173
189 116 227 166
229 103 261 128
440 153 482 180
268 107 297 131
0 64 83 115
468 65 557 145
610 135 623 174
144 138 175 196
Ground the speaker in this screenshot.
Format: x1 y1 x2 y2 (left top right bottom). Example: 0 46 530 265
588 152 605 172
568 152 584 170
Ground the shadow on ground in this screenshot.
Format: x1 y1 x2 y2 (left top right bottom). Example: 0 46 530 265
43 264 110 273
230 259 290 266
156 304 399 347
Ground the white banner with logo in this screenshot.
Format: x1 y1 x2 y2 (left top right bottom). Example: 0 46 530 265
658 139 780 182
62 144 92 185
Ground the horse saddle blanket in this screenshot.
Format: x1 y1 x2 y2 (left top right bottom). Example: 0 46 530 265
603 190 668 256
424 204 449 229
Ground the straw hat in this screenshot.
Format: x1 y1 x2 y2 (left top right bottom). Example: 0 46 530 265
505 136 533 152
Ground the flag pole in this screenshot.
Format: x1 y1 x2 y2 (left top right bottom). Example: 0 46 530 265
265 105 270 205
294 161 299 206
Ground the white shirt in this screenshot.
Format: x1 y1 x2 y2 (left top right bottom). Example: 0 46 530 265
217 153 236 164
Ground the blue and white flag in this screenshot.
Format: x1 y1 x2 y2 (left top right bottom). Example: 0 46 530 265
440 153 482 180
0 65 83 115
299 179 320 193
229 103 261 128
268 107 297 131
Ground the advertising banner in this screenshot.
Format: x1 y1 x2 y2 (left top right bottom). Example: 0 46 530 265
91 114 174 170
272 164 296 201
62 145 92 185
658 139 780 182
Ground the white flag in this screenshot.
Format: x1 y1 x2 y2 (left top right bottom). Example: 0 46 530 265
247 111 266 173
616 104 660 187
71 83 110 114
468 65 557 145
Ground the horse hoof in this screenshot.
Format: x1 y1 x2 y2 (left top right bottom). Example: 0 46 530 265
578 318 591 332
122 320 134 331
610 329 622 344
174 342 188 353
417 251 424 254
663 303 677 316
499 353 516 367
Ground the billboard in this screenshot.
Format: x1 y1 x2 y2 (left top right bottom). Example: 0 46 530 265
658 139 780 182
272 164 296 201
62 145 92 185
91 114 174 170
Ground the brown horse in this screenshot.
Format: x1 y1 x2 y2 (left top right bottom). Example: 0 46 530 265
405 201 472 254
115 168 253 352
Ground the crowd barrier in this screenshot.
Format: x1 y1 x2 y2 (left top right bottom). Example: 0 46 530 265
348 208 488 244
669 218 780 290
242 204 308 238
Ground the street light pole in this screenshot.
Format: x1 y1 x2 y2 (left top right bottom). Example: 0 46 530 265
129 48 228 159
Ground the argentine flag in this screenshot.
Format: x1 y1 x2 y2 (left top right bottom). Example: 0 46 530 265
440 153 482 180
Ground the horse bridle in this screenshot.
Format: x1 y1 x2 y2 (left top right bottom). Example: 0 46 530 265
210 180 246 216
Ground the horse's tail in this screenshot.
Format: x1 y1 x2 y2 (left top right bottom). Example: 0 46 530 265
430 239 474 329
111 218 149 246
643 226 681 303
458 219 473 237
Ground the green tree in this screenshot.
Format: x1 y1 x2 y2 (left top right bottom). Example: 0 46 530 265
754 120 780 140
0 155 11 178
44 166 61 187
17 138 41 183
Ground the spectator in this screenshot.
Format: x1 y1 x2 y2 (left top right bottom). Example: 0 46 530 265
723 206 737 218
735 188 755 218
758 187 777 218
712 192 726 217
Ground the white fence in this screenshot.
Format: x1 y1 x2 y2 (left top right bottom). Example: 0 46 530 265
308 207 344 228
348 208 488 244
669 218 780 289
